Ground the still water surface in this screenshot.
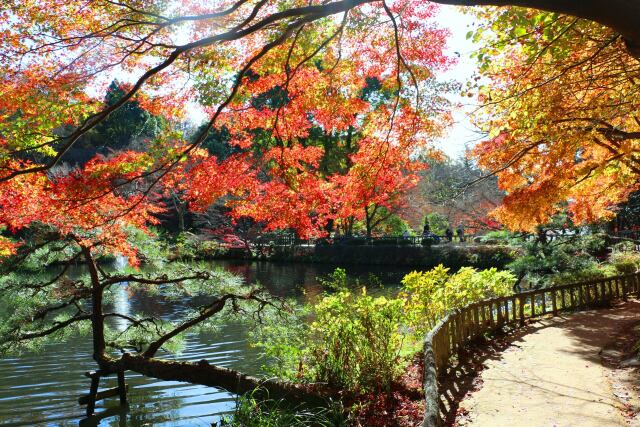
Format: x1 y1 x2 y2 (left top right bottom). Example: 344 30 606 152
0 260 412 426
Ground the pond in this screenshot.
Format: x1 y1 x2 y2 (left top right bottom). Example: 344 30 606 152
0 260 415 426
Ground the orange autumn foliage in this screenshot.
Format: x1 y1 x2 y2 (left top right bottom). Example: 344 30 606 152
469 9 640 231
0 0 452 250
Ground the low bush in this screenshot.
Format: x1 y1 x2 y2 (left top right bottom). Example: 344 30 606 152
253 265 516 394
479 230 511 245
218 389 346 427
611 240 637 253
548 263 616 285
609 250 640 274
170 232 224 260
400 266 515 335
309 288 406 391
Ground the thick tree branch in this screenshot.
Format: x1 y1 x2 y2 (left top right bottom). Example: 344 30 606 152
429 0 640 57
101 272 210 287
115 353 331 405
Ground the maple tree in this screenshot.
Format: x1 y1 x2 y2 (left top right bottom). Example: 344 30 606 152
330 136 425 237
0 0 453 407
466 8 640 231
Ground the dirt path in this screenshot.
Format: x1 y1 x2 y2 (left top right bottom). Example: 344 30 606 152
455 300 640 427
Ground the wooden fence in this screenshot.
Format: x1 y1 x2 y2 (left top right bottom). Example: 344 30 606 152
422 271 640 427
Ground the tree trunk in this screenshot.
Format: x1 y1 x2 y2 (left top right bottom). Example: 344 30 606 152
536 227 547 244
81 245 109 367
365 207 373 238
345 216 354 237
177 204 185 232
171 192 187 231
105 353 332 406
430 0 640 58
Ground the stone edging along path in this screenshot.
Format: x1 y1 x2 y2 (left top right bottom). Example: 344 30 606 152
421 272 640 427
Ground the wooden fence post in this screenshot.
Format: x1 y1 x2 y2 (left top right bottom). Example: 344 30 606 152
530 294 536 317
608 279 613 300
488 303 495 327
519 296 525 326
473 305 480 338
578 285 584 308
423 335 441 427
552 289 558 315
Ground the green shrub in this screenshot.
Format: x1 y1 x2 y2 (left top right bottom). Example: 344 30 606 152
218 389 346 427
317 268 348 290
479 230 511 245
308 288 405 391
548 264 614 285
254 266 517 394
171 232 223 260
507 236 604 288
424 212 449 236
400 265 515 335
610 250 640 274
612 240 636 253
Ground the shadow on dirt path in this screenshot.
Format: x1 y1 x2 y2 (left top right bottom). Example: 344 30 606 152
442 300 640 426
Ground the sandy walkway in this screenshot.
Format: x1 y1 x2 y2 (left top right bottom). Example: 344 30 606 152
456 300 640 427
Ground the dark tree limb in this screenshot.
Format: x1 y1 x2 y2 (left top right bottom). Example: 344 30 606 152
142 290 270 358
429 0 640 58
12 314 92 341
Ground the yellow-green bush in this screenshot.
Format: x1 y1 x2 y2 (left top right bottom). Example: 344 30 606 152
253 265 516 393
610 251 640 274
309 288 405 391
400 265 515 335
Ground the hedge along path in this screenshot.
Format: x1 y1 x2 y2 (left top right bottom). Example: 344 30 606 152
422 272 640 426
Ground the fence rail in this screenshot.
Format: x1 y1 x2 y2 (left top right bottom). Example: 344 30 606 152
422 271 640 427
252 234 467 247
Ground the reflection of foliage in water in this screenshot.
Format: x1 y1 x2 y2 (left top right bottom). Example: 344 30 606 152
107 389 193 427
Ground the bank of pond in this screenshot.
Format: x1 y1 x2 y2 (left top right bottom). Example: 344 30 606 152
181 239 517 271
0 261 414 426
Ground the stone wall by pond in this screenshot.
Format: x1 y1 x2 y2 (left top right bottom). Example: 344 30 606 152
219 244 516 270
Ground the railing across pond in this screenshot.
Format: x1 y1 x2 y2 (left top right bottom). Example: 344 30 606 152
252 234 468 247
422 271 640 427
